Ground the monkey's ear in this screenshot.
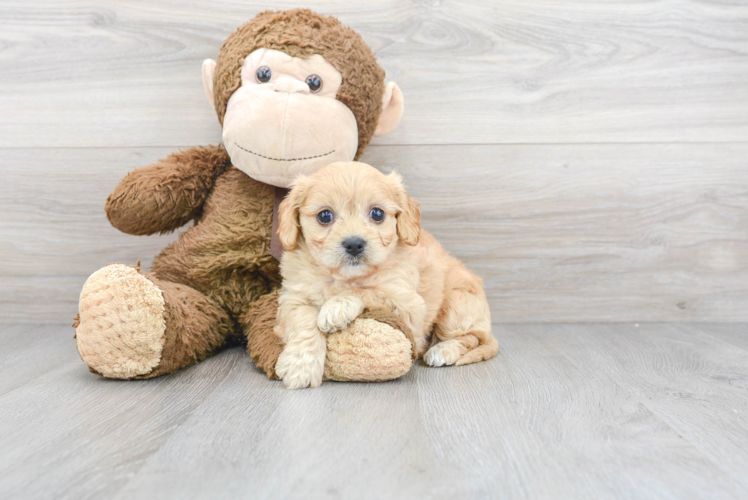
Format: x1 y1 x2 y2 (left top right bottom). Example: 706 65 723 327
374 82 404 137
278 177 311 251
202 59 217 111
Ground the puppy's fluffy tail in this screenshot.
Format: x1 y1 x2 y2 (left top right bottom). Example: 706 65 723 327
455 334 499 366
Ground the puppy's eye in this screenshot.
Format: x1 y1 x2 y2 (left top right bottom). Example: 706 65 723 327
317 210 334 225
305 74 322 93
369 208 385 223
256 66 272 83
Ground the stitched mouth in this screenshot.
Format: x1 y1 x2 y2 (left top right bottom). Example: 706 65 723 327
236 143 336 162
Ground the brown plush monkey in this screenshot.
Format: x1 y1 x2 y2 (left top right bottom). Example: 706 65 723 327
74 9 414 381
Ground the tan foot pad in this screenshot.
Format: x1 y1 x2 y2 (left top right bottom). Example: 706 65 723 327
324 318 412 382
76 264 166 379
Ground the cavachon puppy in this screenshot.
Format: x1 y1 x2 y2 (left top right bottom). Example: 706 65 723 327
274 162 499 389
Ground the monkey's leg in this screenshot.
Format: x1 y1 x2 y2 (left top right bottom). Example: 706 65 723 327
240 289 285 379
75 264 235 379
241 290 414 382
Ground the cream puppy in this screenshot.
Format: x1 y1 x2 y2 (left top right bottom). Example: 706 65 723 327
274 162 498 389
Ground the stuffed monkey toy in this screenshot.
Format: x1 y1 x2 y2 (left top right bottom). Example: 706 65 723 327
74 9 415 381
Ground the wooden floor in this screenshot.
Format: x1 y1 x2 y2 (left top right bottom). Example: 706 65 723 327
1 322 747 499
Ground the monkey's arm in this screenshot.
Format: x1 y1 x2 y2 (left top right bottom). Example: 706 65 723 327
105 145 232 235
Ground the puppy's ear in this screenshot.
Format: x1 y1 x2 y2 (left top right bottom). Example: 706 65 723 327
397 194 421 246
388 172 421 246
278 177 311 251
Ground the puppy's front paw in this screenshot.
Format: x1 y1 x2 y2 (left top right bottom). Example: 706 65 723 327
275 348 325 390
424 341 463 367
317 296 364 333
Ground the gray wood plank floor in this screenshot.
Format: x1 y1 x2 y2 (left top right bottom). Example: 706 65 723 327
1 322 747 499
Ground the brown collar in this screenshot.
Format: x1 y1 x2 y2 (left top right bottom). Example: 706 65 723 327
270 186 289 262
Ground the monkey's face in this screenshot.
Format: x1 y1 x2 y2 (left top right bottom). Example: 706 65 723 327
218 49 359 187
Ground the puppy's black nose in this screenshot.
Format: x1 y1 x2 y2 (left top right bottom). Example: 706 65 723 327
342 237 366 257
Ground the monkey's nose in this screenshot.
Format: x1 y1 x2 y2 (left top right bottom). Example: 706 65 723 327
342 237 366 257
273 77 310 94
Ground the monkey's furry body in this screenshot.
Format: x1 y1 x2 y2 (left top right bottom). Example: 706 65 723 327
74 9 412 381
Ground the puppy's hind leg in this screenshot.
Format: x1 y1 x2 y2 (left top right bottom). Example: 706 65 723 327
424 335 479 366
424 261 498 367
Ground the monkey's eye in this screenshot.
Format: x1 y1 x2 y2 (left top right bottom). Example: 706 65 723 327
256 66 272 83
369 208 385 223
317 210 334 225
305 74 322 93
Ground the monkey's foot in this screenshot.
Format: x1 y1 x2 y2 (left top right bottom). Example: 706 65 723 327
324 316 413 382
76 264 166 379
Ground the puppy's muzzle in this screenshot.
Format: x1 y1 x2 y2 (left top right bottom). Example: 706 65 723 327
342 237 366 257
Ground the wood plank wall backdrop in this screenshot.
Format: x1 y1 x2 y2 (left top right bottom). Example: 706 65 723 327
1 0 747 323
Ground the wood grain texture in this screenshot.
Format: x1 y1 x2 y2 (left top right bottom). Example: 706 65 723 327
365 143 748 322
0 325 241 499
1 0 747 147
2 144 746 322
538 323 748 489
1 322 747 499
